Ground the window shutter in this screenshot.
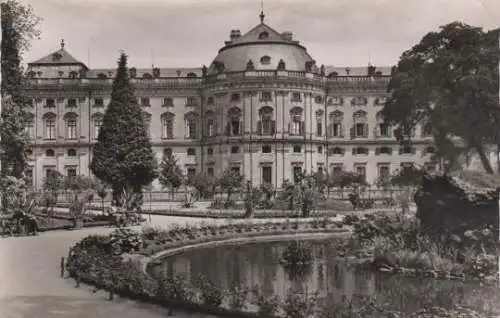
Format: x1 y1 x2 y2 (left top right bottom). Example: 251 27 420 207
257 121 262 135
271 120 276 134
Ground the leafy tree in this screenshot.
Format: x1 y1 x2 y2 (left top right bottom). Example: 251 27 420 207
43 170 64 193
186 172 215 199
95 179 109 213
64 175 96 227
0 1 41 178
158 154 184 199
90 53 157 205
312 170 328 195
390 164 426 187
382 22 500 174
332 171 367 189
216 168 244 203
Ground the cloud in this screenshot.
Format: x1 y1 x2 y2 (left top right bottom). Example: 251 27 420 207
24 0 500 68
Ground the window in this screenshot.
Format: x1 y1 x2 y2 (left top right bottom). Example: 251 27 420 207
227 107 242 136
317 166 324 174
207 97 214 105
231 166 241 175
46 149 55 157
262 166 272 184
328 111 344 138
353 147 369 155
161 113 174 139
331 147 344 155
45 167 57 179
425 146 435 154
231 93 240 102
293 166 302 183
45 98 55 108
327 97 343 106
163 97 173 107
315 96 323 104
355 165 366 181
143 73 153 79
163 148 173 157
351 96 368 106
260 55 271 65
140 97 150 107
377 146 392 155
97 73 108 79
289 107 304 135
185 116 198 139
206 118 215 137
207 167 214 176
187 168 196 177
259 32 269 40
207 147 214 156
25 168 33 187
316 122 323 137
379 123 390 137
352 111 368 138
65 113 78 139
231 146 240 154
25 116 34 138
317 146 323 154
258 107 275 136
93 114 103 139
230 120 241 135
186 72 197 78
142 112 152 136
399 146 414 155
67 99 77 108
25 149 33 157
67 148 77 157
332 165 343 176
291 92 302 102
293 145 302 153
67 167 77 178
378 165 390 177
186 97 197 106
94 98 104 107
262 145 272 153
261 92 272 102
44 113 56 140
187 148 196 156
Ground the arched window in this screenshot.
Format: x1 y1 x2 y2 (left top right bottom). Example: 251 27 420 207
25 113 35 139
227 107 242 136
353 147 369 156
332 147 344 155
45 149 55 157
260 55 271 65
142 73 153 79
43 112 56 140
67 148 77 157
258 31 269 40
92 113 103 139
375 111 391 138
97 73 107 79
187 148 196 156
289 107 304 136
328 111 344 138
25 149 33 157
352 110 368 138
69 71 78 79
184 112 198 139
186 72 197 78
161 112 174 139
315 109 324 137
257 106 274 136
64 112 78 139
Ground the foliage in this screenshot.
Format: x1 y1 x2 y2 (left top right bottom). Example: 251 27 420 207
253 288 281 317
382 22 500 174
216 168 244 202
259 182 276 208
186 172 215 199
95 179 108 213
158 154 184 199
330 171 368 189
390 164 426 186
281 241 314 280
64 175 96 221
0 97 28 178
283 290 318 318
42 169 64 193
108 228 143 255
228 285 248 310
0 175 37 214
90 53 157 202
182 185 198 208
194 274 224 307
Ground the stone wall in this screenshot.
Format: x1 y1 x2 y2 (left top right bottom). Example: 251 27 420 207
414 171 500 240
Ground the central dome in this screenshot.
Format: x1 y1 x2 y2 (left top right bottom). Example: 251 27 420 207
208 22 316 75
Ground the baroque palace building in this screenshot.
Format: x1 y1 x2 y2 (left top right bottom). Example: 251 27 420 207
23 13 436 189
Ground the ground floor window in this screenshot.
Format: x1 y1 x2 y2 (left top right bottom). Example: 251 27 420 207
293 166 302 183
262 166 272 184
231 166 241 175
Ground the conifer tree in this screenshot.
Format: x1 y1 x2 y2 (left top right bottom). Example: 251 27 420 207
90 53 157 204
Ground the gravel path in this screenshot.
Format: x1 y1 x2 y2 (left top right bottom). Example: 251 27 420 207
0 215 348 318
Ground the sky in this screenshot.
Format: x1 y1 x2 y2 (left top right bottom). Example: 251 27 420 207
22 0 500 69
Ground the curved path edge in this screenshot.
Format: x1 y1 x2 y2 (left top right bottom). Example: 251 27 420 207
139 230 351 272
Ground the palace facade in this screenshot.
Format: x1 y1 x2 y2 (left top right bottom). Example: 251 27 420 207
23 14 436 189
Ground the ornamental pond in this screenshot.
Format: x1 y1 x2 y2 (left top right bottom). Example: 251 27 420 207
148 239 498 315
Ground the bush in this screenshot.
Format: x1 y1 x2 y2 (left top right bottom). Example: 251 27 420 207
283 289 318 318
108 228 143 254
195 274 224 307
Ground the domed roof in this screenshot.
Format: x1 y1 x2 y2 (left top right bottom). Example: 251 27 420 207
208 21 316 75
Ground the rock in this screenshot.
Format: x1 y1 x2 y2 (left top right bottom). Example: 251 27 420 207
414 171 500 241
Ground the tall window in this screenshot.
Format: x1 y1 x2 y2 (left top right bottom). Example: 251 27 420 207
227 107 242 136
293 166 302 183
355 165 366 181
316 110 323 137
207 119 215 137
328 111 344 138
92 114 103 139
262 166 272 185
25 115 34 138
43 113 56 140
142 112 152 137
258 106 274 136
289 107 304 136
161 112 174 139
64 113 78 139
331 165 343 176
352 110 368 138
185 113 198 139
378 165 390 178
375 112 391 138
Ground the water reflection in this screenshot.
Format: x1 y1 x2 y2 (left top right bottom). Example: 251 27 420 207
150 240 497 314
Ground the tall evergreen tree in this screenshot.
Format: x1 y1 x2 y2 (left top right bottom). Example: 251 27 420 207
0 0 41 178
90 53 157 204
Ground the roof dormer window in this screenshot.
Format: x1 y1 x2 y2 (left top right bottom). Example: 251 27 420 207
52 53 62 61
260 55 271 65
258 31 269 40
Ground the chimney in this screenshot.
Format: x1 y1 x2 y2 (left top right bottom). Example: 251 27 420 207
230 29 241 41
282 31 293 41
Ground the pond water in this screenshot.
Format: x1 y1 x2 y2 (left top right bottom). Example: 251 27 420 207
149 240 498 314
